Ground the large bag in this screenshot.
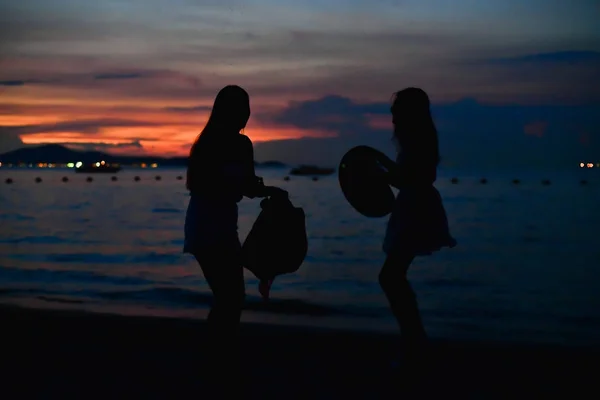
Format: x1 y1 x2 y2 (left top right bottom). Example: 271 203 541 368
241 195 308 281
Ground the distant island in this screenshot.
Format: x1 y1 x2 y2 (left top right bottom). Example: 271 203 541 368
0 144 287 168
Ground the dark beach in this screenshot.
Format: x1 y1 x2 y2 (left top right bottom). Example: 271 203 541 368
2 303 598 399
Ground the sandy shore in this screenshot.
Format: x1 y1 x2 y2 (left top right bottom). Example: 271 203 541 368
2 303 599 399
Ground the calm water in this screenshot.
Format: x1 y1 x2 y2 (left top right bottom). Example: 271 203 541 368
1 167 599 345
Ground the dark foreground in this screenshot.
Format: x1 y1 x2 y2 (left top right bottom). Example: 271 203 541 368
2 304 599 399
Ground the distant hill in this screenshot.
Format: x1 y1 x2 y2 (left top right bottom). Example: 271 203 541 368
258 160 287 168
0 144 287 168
0 144 187 166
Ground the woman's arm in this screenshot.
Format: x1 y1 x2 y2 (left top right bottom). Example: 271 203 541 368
377 151 435 189
239 135 287 198
373 150 407 189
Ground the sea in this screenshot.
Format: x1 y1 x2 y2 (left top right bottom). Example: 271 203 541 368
1 166 599 346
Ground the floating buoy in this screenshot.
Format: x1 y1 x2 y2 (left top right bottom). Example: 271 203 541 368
35 177 42 183
541 179 551 185
86 177 93 182
176 175 183 180
62 177 69 182
480 178 488 184
512 179 520 184
5 178 13 184
134 176 140 181
312 176 319 181
155 176 161 181
451 177 459 184
111 176 117 181
283 176 290 181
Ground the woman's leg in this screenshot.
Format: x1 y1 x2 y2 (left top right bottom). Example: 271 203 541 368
193 249 244 393
378 250 427 350
193 243 245 380
194 250 245 336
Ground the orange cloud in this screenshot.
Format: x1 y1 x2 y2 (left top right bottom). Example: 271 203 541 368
365 113 390 130
0 61 343 156
3 95 332 156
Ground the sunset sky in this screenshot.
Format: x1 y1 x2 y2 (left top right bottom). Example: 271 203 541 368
1 0 599 168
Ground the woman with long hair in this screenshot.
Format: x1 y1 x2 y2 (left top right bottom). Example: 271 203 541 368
376 87 456 364
183 85 286 359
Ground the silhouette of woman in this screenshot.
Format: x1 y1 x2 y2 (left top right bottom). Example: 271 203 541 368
376 87 456 363
183 85 286 360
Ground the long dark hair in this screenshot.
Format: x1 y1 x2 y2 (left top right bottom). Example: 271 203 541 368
186 85 250 191
390 87 440 166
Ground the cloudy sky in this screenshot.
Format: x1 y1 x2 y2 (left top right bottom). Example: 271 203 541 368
1 0 599 168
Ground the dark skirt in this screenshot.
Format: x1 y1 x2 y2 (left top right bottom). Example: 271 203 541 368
183 196 241 256
383 186 456 256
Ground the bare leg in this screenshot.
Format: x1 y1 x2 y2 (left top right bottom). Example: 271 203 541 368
204 265 245 337
379 250 428 357
194 250 245 375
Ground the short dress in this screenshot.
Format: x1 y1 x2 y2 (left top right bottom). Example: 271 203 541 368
183 194 241 256
183 135 252 257
383 153 456 256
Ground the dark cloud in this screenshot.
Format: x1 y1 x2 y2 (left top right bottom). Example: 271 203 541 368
454 50 600 104
0 67 202 105
238 47 600 105
254 95 600 169
163 105 213 113
485 51 600 66
63 140 144 152
0 102 172 116
91 69 202 87
94 73 146 80
261 95 384 136
0 79 49 86
0 80 28 86
64 139 143 148
1 119 161 136
1 68 201 87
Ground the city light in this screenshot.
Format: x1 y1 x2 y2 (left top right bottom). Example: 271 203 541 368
586 163 594 168
76 161 83 168
580 162 585 168
100 160 105 165
67 163 74 168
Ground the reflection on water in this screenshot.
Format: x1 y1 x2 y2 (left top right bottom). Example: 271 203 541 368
1 167 600 345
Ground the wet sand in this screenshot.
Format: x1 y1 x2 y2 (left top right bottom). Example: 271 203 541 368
2 304 599 399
